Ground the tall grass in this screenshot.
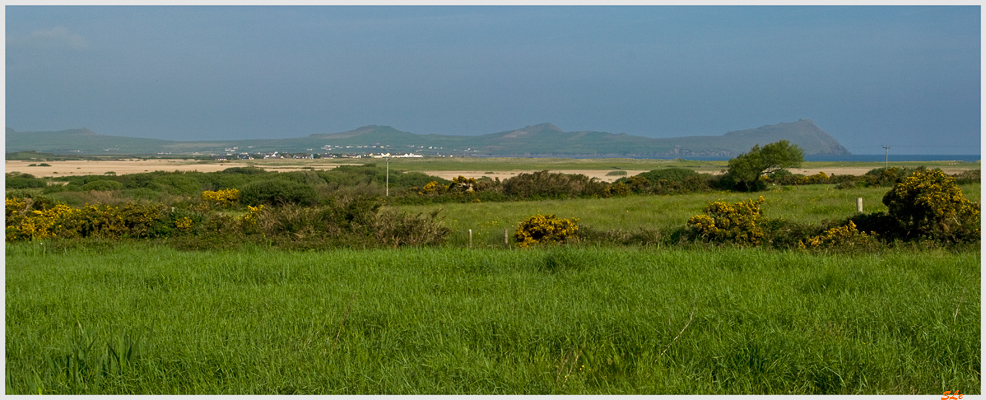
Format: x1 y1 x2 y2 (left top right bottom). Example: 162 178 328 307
6 242 979 394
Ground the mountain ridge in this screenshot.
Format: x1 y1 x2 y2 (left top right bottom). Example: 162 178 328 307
5 120 852 156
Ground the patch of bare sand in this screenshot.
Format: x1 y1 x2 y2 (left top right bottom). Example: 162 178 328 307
5 160 254 177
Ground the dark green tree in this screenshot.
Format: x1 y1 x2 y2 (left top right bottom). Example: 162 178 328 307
726 140 805 192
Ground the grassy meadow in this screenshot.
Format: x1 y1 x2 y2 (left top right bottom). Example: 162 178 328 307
5 243 980 394
395 183 980 248
5 160 981 394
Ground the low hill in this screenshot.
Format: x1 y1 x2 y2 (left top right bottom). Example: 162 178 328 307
5 120 852 157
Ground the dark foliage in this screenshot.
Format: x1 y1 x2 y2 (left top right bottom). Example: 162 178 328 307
240 179 318 206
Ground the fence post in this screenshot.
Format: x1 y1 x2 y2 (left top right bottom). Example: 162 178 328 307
468 229 473 249
856 197 863 213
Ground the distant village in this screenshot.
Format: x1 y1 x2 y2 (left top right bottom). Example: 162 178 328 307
167 143 456 160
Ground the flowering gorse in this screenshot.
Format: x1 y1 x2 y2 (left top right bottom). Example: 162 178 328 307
515 214 579 248
799 221 876 250
882 168 980 241
687 196 765 245
202 188 240 208
240 204 265 225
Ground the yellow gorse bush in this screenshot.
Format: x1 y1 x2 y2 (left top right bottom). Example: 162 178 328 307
6 197 26 219
418 181 442 195
796 171 830 185
175 217 194 231
515 214 579 248
799 221 876 250
7 204 78 241
687 196 765 245
240 204 265 225
5 201 168 242
882 168 980 240
202 188 240 208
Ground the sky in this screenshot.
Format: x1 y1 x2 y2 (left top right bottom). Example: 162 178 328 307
5 6 981 155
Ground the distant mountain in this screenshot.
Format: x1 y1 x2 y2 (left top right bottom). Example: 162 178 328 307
5 120 852 157
5 127 173 154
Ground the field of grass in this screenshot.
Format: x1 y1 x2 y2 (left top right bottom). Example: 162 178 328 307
6 162 980 394
393 183 981 248
5 243 979 394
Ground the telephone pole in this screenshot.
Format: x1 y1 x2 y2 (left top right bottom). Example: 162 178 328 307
882 145 890 169
385 156 390 197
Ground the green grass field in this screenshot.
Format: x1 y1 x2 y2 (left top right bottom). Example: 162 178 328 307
5 244 980 394
5 171 980 394
393 183 980 248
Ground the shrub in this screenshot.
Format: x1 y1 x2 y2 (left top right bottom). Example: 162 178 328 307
153 174 203 195
373 210 451 247
514 214 579 248
6 176 47 189
795 171 830 185
616 168 709 195
418 181 446 195
861 167 913 187
201 188 240 208
952 169 980 185
222 166 267 175
799 221 879 251
240 179 318 206
80 180 125 191
638 167 699 183
6 204 78 241
760 218 823 249
606 181 631 197
502 171 607 199
686 196 765 245
881 168 980 242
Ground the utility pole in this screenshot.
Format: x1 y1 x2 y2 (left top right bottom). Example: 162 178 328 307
385 156 390 197
882 145 890 169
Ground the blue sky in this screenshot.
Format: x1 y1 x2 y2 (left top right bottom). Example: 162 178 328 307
5 6 981 154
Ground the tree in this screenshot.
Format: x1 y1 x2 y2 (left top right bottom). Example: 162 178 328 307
726 140 805 191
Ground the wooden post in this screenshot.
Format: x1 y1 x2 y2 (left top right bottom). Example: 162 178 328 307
468 229 473 248
856 197 863 213
504 228 509 248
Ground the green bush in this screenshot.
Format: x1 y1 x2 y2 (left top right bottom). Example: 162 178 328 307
502 171 607 199
81 180 125 191
153 174 203 195
240 179 318 206
222 166 267 175
638 167 699 183
5 175 47 189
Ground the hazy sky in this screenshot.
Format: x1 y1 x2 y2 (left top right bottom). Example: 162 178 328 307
5 6 981 154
